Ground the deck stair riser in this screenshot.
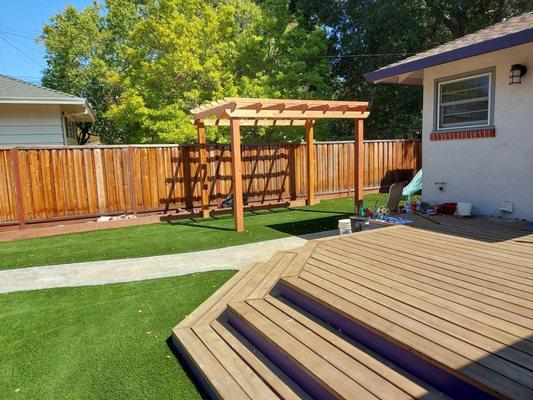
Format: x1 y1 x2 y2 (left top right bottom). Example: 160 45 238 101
279 279 493 400
226 305 337 400
172 217 533 400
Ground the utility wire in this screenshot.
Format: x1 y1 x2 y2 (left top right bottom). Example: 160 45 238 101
0 32 43 55
0 25 41 35
0 35 45 69
0 30 38 41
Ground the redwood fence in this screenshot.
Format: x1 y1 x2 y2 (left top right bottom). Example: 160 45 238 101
0 140 421 229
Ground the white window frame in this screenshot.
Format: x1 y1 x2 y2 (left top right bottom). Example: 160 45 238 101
435 70 494 131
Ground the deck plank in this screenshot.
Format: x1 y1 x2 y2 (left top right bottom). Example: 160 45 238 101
179 261 262 328
246 252 296 299
173 328 251 399
319 240 533 327
194 253 292 326
380 228 533 268
193 325 280 400
343 235 533 299
228 301 379 399
304 260 533 369
211 320 313 400
310 246 533 353
298 268 533 389
283 274 533 399
247 298 417 400
264 296 449 400
367 229 533 281
337 236 533 309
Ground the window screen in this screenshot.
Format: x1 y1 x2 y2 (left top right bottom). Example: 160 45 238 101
437 73 491 129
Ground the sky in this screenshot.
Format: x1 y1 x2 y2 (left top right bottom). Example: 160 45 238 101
0 0 93 83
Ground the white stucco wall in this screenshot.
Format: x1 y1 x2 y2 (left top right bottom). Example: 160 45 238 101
422 42 533 221
0 104 66 146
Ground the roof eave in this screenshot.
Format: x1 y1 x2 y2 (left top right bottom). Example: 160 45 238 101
364 28 533 83
0 97 96 122
0 97 87 105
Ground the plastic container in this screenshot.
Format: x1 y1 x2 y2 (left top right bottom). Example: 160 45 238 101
438 203 457 215
338 219 352 235
349 216 369 232
457 202 472 216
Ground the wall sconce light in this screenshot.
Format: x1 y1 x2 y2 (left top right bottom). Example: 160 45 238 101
509 64 527 85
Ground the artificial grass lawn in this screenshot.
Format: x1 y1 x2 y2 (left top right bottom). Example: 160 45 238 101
0 270 236 400
0 194 391 270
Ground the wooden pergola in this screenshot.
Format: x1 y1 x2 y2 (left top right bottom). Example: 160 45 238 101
191 97 369 232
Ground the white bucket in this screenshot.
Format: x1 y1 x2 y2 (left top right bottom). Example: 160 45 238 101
457 202 472 216
338 218 352 235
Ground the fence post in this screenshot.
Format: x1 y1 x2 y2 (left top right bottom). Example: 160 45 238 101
196 120 210 218
127 146 138 215
10 148 26 230
182 146 194 210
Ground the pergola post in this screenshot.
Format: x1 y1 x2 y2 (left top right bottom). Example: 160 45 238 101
305 120 315 206
196 119 210 219
190 98 370 232
229 118 244 232
354 118 365 213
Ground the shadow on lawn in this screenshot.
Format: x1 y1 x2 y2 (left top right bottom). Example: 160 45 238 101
161 207 349 234
166 336 211 400
267 214 351 236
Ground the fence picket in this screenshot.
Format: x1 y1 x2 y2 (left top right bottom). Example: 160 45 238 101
0 140 420 227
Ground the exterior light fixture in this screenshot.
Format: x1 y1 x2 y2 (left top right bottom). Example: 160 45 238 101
509 64 527 85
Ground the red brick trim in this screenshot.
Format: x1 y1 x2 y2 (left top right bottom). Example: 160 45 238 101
430 128 495 141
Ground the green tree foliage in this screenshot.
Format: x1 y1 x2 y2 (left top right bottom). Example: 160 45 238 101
41 0 531 142
41 0 331 143
289 0 529 138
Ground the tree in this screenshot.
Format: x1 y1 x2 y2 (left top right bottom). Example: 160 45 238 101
289 0 530 138
41 0 332 144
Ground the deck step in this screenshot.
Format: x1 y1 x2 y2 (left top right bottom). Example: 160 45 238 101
279 275 533 399
173 321 311 400
227 298 450 400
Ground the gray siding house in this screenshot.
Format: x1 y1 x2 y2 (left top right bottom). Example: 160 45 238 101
0 74 94 146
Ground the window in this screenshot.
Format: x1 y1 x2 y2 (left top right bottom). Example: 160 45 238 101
66 121 78 140
436 71 493 130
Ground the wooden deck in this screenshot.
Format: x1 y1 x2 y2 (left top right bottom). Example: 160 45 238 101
173 215 533 399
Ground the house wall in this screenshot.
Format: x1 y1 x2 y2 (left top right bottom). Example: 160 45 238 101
0 104 66 146
422 42 533 221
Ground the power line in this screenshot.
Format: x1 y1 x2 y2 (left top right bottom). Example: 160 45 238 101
0 35 45 69
0 25 41 35
0 30 38 41
0 32 42 55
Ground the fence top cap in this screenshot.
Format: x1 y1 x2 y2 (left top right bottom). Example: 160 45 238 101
190 97 369 125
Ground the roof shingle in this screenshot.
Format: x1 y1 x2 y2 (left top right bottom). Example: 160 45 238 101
365 11 533 83
0 74 84 102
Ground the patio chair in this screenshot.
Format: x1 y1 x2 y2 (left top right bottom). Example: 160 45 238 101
386 181 405 212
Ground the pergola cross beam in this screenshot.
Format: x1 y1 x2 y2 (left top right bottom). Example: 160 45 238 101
191 97 369 232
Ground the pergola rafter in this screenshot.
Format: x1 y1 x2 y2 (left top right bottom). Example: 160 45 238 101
191 97 369 232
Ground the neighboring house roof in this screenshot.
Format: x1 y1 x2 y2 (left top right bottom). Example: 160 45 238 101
364 11 533 84
0 74 95 121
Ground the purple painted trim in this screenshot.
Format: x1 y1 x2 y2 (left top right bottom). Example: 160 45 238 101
364 28 533 82
227 309 336 400
281 283 493 400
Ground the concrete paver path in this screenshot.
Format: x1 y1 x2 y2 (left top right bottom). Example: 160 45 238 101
0 231 337 294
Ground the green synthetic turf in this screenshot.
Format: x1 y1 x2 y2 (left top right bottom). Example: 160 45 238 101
0 194 392 270
0 271 236 400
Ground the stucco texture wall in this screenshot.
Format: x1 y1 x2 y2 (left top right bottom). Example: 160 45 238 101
0 104 65 146
422 42 533 221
